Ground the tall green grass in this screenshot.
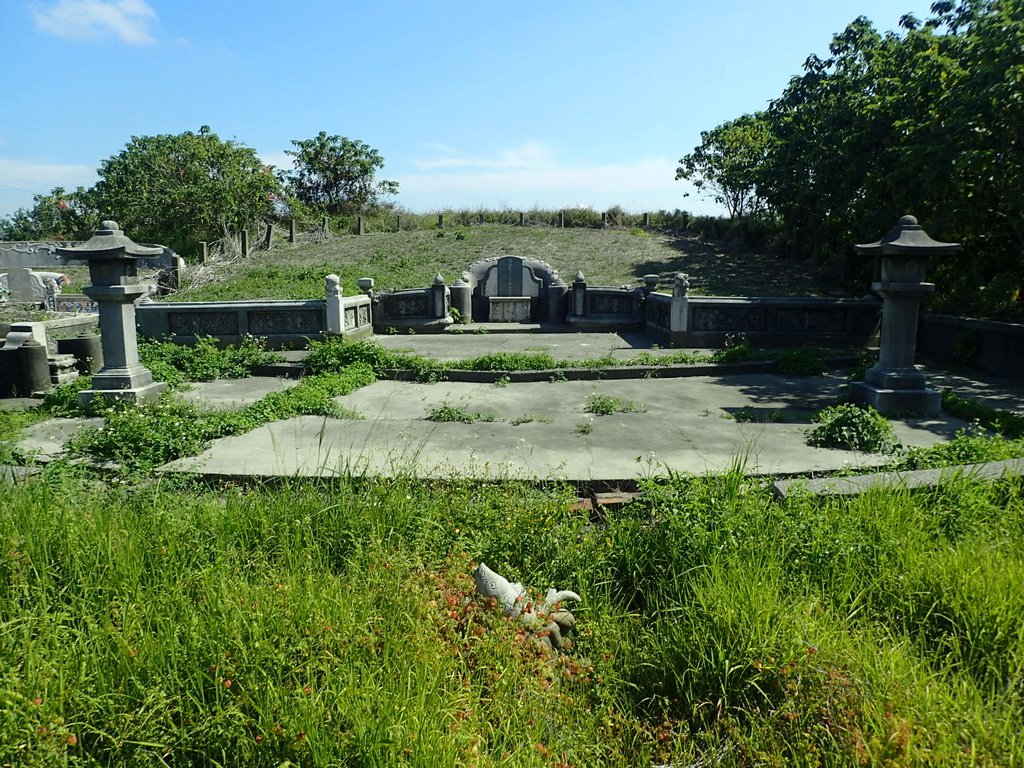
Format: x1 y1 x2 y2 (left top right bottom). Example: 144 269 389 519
2 468 1022 765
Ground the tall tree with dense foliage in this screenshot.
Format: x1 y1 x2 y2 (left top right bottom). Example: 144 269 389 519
675 113 770 218
686 0 1023 313
283 133 398 216
91 126 280 253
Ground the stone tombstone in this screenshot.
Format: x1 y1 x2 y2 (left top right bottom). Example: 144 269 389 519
850 215 960 416
56 221 167 412
8 267 36 303
463 254 561 323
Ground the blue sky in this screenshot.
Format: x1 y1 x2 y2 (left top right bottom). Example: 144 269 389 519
1 0 933 218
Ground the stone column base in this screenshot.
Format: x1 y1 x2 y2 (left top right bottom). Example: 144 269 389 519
78 380 167 413
849 381 941 417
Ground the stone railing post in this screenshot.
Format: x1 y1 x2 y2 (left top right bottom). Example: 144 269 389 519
670 273 690 333
432 273 450 319
325 274 344 336
571 271 587 318
450 276 472 322
548 277 569 324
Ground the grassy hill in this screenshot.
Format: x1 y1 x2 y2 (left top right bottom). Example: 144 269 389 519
173 225 836 302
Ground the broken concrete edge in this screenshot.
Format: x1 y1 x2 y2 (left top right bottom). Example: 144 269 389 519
773 457 1024 498
247 355 862 383
377 355 860 383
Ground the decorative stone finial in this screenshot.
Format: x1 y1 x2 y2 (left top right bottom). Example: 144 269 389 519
575 270 585 283
434 272 445 285
899 214 918 226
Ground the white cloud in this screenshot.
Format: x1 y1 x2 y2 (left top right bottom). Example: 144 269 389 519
33 0 158 45
413 141 555 171
396 145 716 214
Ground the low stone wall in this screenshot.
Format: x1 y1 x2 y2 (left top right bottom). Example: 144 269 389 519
645 291 672 332
567 285 644 329
652 296 881 348
373 280 451 331
918 313 1024 379
137 295 372 348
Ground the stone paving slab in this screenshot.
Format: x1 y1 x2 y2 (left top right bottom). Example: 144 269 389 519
176 376 300 411
160 374 968 483
17 417 104 462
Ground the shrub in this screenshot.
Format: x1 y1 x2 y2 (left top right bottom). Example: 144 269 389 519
807 404 898 453
139 335 279 386
585 394 644 416
425 403 496 423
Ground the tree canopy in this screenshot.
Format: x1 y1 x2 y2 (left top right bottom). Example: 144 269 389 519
680 0 1023 314
0 128 280 253
92 127 280 253
676 113 770 219
282 132 399 216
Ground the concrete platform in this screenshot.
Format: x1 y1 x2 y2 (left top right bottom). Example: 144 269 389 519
160 373 972 483
8 332 1023 485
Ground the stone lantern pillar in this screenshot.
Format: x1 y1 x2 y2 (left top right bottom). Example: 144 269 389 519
850 215 960 417
57 221 167 412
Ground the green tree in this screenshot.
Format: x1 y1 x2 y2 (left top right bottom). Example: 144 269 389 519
91 126 279 253
283 132 398 216
0 186 98 241
710 0 1024 311
675 113 770 218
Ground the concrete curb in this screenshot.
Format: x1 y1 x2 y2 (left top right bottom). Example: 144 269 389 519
773 457 1024 498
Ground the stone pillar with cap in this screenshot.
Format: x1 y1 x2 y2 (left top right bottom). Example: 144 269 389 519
571 271 587 318
432 273 450 320
325 274 344 336
57 221 167 412
849 215 960 417
450 275 472 323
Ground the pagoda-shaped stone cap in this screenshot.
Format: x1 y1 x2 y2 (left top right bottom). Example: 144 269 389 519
56 220 164 259
855 215 961 256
